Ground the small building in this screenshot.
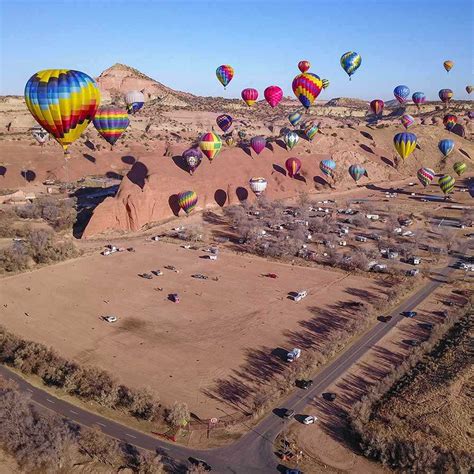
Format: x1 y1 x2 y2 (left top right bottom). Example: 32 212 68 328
409 257 421 265
366 214 380 220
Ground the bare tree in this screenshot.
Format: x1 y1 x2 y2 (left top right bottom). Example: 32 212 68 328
166 401 190 427
78 426 123 467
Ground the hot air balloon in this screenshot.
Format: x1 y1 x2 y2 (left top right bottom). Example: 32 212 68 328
285 157 301 177
320 159 336 178
439 89 453 104
412 92 426 109
225 136 236 147
393 85 410 104
264 86 283 108
24 69 100 153
322 79 330 89
216 65 234 88
125 90 145 114
401 114 415 129
177 190 198 215
182 147 202 175
443 114 457 130
199 132 222 162
284 131 299 150
304 122 319 141
216 114 233 133
466 86 473 94
438 139 454 157
93 106 129 147
298 60 311 73
453 162 467 176
292 73 323 109
443 60 454 73
348 164 366 182
417 167 435 187
468 111 474 120
370 99 384 116
31 125 49 145
249 177 267 196
250 136 266 155
241 88 258 106
393 132 417 160
288 111 302 126
340 52 361 79
438 175 455 195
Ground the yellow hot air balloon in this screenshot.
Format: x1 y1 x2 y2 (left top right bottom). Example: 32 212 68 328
443 60 454 73
199 132 222 162
24 69 100 152
393 132 417 160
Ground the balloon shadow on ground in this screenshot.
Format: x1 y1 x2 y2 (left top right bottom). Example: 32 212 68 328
450 124 466 138
105 171 123 180
459 149 471 159
294 174 307 184
360 131 374 140
238 144 252 158
171 155 190 174
168 194 180 217
272 164 286 176
381 156 394 167
21 170 36 182
84 140 96 151
121 155 136 165
416 144 421 150
126 162 148 189
359 144 374 154
266 143 274 152
214 189 227 207
83 153 96 163
313 176 329 187
275 139 286 150
0 166 6 177
236 187 248 201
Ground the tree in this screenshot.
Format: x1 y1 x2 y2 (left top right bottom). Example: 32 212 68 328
78 426 123 467
166 401 190 427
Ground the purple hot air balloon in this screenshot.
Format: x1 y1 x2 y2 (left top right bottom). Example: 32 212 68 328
250 136 266 155
216 114 233 133
182 147 203 175
412 92 426 109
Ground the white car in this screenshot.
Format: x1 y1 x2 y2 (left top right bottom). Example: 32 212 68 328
302 415 317 425
103 316 118 323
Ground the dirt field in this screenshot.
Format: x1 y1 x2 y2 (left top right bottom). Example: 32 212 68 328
0 239 384 418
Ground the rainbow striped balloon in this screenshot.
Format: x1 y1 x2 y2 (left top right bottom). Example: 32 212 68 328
292 73 323 109
93 106 129 146
443 114 457 130
304 122 319 141
25 69 100 152
320 159 336 178
417 167 435 187
199 132 222 161
177 190 198 215
216 65 234 88
438 175 455 195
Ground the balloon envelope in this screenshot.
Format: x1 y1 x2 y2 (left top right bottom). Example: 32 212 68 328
93 106 129 145
348 164 366 182
216 114 233 133
412 92 426 108
304 122 319 141
453 162 467 176
321 79 330 89
320 159 336 177
288 111 302 126
292 73 323 109
199 132 222 161
25 69 100 152
298 60 310 73
125 90 145 114
285 157 301 177
443 114 457 130
466 86 473 94
284 131 299 150
438 175 455 195
438 89 453 103
401 114 415 129
182 147 202 173
370 99 384 116
438 139 454 157
443 60 454 72
394 85 410 104
264 86 283 108
249 177 267 196
177 190 198 214
216 65 234 88
31 125 49 144
417 167 435 187
340 51 361 78
250 136 266 154
241 88 258 106
393 132 417 159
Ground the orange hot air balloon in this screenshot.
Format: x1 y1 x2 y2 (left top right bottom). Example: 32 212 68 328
298 60 310 73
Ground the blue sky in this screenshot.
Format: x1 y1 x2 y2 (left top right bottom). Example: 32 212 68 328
1 0 472 100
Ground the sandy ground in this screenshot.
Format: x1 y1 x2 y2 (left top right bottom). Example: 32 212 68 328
0 239 383 418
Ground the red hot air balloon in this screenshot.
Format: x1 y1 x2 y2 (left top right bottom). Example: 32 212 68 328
264 86 283 108
285 157 301 178
250 136 266 154
298 60 310 73
370 99 384 116
241 88 258 106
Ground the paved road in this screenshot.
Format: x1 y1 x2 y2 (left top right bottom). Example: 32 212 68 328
0 246 467 473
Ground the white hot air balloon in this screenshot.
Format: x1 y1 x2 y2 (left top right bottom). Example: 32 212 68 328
249 177 268 196
125 90 145 114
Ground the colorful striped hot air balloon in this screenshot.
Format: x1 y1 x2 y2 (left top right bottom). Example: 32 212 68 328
249 177 267 196
241 88 258 106
393 132 417 160
177 190 198 215
438 175 455 195
288 111 302 126
443 114 457 130
298 60 311 73
394 85 410 104
321 79 330 89
199 132 222 162
438 139 454 157
439 89 453 104
417 167 435 187
284 131 299 150
412 92 426 109
370 99 384 116
401 114 415 129
24 69 100 153
292 73 323 109
216 65 234 88
216 114 233 133
340 52 362 80
304 122 319 141
264 86 283 108
182 147 202 175
250 136 266 154
125 90 144 114
453 162 467 176
285 157 301 178
93 106 129 146
348 164 366 182
320 159 336 178
443 60 454 73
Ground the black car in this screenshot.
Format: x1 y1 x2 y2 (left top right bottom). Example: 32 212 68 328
323 392 337 401
297 379 313 390
403 311 417 318
282 409 295 419
377 315 393 323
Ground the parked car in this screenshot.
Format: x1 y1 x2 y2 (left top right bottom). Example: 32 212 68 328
377 315 393 323
403 311 417 318
289 290 308 302
297 379 313 390
264 273 278 278
139 273 153 279
282 409 295 419
302 415 317 425
191 273 208 280
322 392 337 401
169 293 180 303
103 315 117 323
151 270 163 276
164 265 178 272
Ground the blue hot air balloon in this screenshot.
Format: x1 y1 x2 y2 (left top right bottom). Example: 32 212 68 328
438 139 455 157
394 85 410 104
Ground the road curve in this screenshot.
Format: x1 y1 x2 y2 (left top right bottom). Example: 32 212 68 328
0 246 467 473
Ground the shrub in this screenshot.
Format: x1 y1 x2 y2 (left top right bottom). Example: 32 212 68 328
165 401 190 427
